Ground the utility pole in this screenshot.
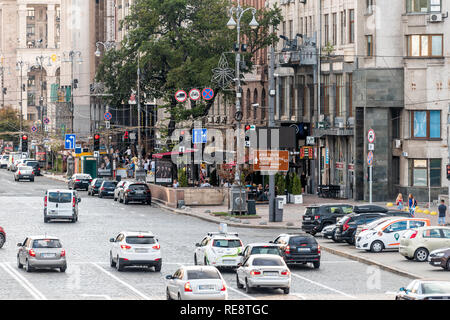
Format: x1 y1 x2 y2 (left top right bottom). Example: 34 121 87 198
63 51 82 134
137 51 142 168
316 0 322 192
268 46 276 222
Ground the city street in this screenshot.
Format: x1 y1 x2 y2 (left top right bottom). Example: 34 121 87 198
0 170 412 300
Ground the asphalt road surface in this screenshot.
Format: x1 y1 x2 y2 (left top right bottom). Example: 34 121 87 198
0 169 412 300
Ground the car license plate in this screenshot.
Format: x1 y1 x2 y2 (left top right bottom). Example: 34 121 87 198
199 285 215 290
41 253 56 258
136 190 144 194
135 249 148 253
263 271 279 276
298 248 310 252
304 217 311 221
23 175 29 178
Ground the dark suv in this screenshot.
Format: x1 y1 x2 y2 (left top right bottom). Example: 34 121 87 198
24 160 41 176
98 180 118 198
118 182 152 205
271 234 321 269
301 204 353 235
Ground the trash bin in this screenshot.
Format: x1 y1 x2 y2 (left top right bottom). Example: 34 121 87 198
275 196 284 222
247 199 256 215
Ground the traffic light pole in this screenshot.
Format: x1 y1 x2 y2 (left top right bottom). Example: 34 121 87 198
268 46 276 222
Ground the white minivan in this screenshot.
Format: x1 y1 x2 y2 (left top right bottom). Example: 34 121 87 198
44 189 81 223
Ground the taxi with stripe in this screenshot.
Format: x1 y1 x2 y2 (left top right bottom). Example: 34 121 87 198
355 217 430 253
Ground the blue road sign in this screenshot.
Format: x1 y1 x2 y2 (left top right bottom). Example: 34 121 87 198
31 126 37 132
104 112 112 121
202 88 214 100
367 151 374 166
193 128 207 144
65 134 76 149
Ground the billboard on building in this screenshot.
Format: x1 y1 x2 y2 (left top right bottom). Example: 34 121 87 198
155 159 173 184
98 154 113 177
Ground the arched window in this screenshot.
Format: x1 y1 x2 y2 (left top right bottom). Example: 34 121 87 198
253 89 258 120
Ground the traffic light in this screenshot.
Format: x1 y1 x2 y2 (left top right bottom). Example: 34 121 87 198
447 164 450 180
245 125 251 147
21 134 28 152
179 130 185 143
93 133 100 151
123 131 129 143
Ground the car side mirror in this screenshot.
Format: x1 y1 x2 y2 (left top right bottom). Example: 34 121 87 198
165 275 173 280
195 243 201 247
109 238 115 242
17 243 22 247
238 252 243 256
269 241 274 243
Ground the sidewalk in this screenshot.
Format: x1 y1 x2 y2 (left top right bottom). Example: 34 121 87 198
41 171 68 183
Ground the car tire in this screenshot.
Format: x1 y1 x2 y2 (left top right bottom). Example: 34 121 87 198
236 274 243 289
17 256 23 269
283 287 290 294
116 256 124 271
194 254 198 265
30 178 34 182
245 279 252 293
44 217 49 223
313 261 320 269
414 248 429 262
124 197 129 205
178 293 182 300
166 288 172 300
404 256 414 261
446 259 450 271
370 241 384 253
60 265 67 273
119 195 123 203
25 260 33 273
0 233 5 248
147 200 152 205
154 262 162 272
346 238 355 245
110 252 116 267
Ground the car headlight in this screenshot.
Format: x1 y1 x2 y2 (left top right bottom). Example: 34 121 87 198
433 252 445 257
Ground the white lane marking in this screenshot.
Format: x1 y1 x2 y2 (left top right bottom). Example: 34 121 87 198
290 273 356 299
291 293 307 300
225 284 256 300
90 263 151 300
80 294 112 300
0 262 47 300
320 261 358 263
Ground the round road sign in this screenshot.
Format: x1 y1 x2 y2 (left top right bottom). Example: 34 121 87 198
202 88 214 100
104 112 112 121
189 89 201 101
367 129 375 143
367 151 374 166
175 90 187 103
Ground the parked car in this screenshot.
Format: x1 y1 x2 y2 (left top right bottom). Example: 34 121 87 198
24 160 41 176
7 152 23 171
113 180 126 201
301 204 353 235
109 231 162 271
44 189 81 223
117 181 151 205
356 218 431 252
88 178 105 196
399 226 450 262
355 212 411 238
335 212 389 244
352 205 388 214
14 165 34 182
17 236 67 272
322 223 339 241
0 226 5 248
166 266 227 300
0 154 9 168
99 180 118 198
68 174 92 190
428 247 450 270
395 280 450 300
11 158 33 172
236 254 291 294
271 233 321 268
239 243 283 263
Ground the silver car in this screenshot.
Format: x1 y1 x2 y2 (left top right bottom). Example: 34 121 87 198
396 280 450 300
165 266 227 300
14 165 34 182
17 236 67 272
236 254 291 294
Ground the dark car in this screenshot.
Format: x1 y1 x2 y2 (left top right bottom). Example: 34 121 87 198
24 160 41 176
335 212 389 244
396 280 450 300
68 174 93 190
301 204 353 235
352 205 388 214
88 178 105 196
118 181 151 205
0 226 5 248
429 248 450 270
271 233 321 268
98 180 118 198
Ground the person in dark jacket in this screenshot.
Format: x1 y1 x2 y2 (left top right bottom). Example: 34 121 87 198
301 172 307 194
438 199 447 226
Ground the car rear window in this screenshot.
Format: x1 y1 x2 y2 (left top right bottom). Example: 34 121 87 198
186 270 221 280
95 180 104 186
103 181 118 187
305 207 320 216
212 239 242 248
252 258 283 266
289 236 317 246
421 282 450 294
48 192 72 203
26 161 38 166
125 236 155 244
250 246 280 255
130 184 149 190
32 239 62 248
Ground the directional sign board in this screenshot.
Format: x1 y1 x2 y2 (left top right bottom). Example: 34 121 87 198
189 89 201 101
253 150 289 172
367 129 375 143
65 134 76 150
175 90 187 103
367 151 374 166
193 128 207 144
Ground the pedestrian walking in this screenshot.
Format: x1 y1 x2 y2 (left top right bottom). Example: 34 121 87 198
301 172 307 194
396 193 404 210
438 199 447 226
408 194 417 217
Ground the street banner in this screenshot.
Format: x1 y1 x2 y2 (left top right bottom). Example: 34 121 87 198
155 159 173 184
98 154 113 177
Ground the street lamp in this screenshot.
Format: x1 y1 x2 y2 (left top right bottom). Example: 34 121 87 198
16 60 31 135
95 41 116 57
35 56 53 133
227 0 259 187
63 51 82 133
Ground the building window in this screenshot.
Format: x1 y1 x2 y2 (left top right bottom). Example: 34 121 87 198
246 89 251 119
322 75 330 116
348 74 353 117
411 110 441 139
336 75 344 117
332 13 337 45
305 17 308 37
349 9 355 44
340 11 346 45
289 20 293 40
367 0 374 14
407 0 441 13
366 35 373 56
411 159 441 187
324 14 329 45
407 35 443 57
253 89 258 120
300 17 303 36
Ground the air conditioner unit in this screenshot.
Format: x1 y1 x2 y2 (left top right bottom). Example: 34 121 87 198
395 139 402 149
430 13 443 22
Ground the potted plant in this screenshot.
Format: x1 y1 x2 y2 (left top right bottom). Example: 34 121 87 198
178 168 188 187
276 173 287 204
286 172 294 203
292 174 303 204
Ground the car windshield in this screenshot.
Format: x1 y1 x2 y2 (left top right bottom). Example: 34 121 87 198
125 236 155 244
289 236 317 246
212 239 242 248
252 258 283 266
422 282 450 294
26 161 38 166
305 207 319 216
32 239 62 248
48 192 72 203
186 270 221 280
103 181 118 187
250 246 280 255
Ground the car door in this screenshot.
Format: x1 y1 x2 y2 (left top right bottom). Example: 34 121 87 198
195 237 208 263
237 257 250 284
18 238 28 264
421 228 445 252
111 233 123 258
442 229 450 247
383 221 408 248
168 269 181 297
240 246 250 263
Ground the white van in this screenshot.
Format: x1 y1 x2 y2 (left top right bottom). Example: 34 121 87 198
7 153 22 171
0 154 9 168
44 189 81 223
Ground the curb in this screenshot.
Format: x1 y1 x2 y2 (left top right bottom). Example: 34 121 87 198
153 201 299 230
319 245 423 280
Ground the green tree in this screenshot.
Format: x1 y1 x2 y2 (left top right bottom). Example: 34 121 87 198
178 168 188 187
292 174 302 195
96 0 282 135
275 173 286 196
0 107 27 144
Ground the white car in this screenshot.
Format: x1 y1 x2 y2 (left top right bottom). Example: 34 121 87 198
194 232 244 268
0 154 9 168
165 266 227 300
236 254 291 294
11 158 33 172
14 165 34 182
356 218 430 252
109 231 162 272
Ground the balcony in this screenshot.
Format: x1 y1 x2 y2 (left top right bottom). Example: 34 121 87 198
277 36 317 67
312 116 354 137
